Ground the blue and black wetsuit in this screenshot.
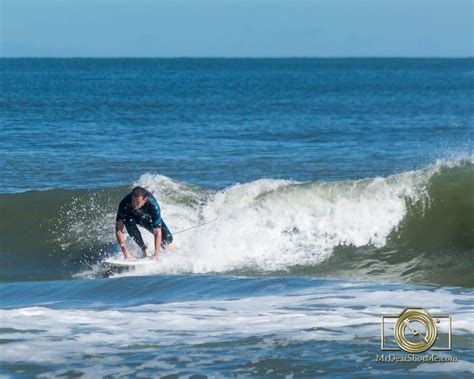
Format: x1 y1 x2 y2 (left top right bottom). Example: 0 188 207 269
116 192 173 250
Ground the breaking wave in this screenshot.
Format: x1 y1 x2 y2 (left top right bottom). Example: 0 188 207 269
0 158 472 286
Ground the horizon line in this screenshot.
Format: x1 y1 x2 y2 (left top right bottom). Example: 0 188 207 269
1 56 473 59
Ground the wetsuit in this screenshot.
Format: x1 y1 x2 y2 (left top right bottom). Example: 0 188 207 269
116 192 173 250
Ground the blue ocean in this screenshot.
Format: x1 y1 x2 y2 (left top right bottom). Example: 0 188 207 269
1 58 473 377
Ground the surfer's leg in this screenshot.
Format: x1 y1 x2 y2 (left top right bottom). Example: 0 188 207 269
160 221 173 248
142 221 173 248
124 220 147 251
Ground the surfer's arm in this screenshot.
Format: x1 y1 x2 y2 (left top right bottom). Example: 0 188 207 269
152 227 162 260
115 221 133 260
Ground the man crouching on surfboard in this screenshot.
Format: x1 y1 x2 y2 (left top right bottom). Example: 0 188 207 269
115 186 174 261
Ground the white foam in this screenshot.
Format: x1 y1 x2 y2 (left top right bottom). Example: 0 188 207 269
122 169 432 275
1 283 472 369
411 360 474 374
81 157 472 276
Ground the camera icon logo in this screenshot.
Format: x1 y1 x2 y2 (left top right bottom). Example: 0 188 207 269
381 307 452 353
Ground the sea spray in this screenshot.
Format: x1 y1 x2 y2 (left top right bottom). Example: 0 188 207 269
0 158 472 285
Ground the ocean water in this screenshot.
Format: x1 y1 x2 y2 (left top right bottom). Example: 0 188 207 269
0 58 473 377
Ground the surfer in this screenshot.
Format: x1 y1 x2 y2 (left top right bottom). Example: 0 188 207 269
115 186 173 261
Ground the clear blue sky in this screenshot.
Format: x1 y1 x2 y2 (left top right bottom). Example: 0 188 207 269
1 0 472 57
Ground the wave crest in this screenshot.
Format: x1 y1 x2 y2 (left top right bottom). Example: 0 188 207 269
0 158 472 285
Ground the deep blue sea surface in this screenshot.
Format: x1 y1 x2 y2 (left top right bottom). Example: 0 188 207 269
1 58 472 192
0 59 473 377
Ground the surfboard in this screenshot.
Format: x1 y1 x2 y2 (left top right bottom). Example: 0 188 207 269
103 257 158 267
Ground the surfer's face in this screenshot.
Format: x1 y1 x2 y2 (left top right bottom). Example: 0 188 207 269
132 195 147 210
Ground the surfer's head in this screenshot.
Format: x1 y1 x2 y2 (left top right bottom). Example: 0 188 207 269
131 186 147 210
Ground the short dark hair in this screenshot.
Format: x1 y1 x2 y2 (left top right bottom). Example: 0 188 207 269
131 186 147 198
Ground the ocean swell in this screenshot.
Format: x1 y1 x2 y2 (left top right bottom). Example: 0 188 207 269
0 158 472 286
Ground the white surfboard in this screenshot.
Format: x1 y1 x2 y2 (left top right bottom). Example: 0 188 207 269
103 257 158 267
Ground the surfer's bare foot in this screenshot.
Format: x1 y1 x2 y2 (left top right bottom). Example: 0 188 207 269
167 244 177 252
124 254 135 261
152 254 160 261
142 249 148 258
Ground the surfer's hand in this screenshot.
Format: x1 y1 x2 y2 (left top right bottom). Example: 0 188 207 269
124 253 135 261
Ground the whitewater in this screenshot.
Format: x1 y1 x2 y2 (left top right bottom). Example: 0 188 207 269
54 157 471 286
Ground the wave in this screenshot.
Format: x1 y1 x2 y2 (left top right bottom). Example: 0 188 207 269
0 157 472 286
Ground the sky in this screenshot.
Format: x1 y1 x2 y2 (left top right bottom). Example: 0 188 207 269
0 0 472 57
